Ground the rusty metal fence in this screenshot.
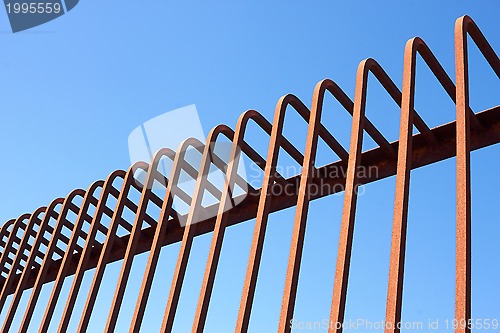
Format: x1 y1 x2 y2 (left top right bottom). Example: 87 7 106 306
0 15 498 333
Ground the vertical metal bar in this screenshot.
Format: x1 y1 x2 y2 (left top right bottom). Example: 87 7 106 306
105 149 174 332
384 39 416 333
128 138 199 333
234 95 291 333
455 16 472 333
453 15 500 333
76 163 148 333
160 138 214 332
277 80 325 333
191 128 244 333
57 171 127 333
328 60 369 333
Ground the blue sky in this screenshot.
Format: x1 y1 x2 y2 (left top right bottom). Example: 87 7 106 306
0 1 499 332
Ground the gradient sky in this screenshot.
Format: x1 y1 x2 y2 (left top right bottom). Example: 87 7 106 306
0 1 498 332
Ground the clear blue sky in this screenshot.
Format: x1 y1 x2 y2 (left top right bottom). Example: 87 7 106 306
0 1 499 332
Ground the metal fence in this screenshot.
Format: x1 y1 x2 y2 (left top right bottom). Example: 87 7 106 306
0 15 498 333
